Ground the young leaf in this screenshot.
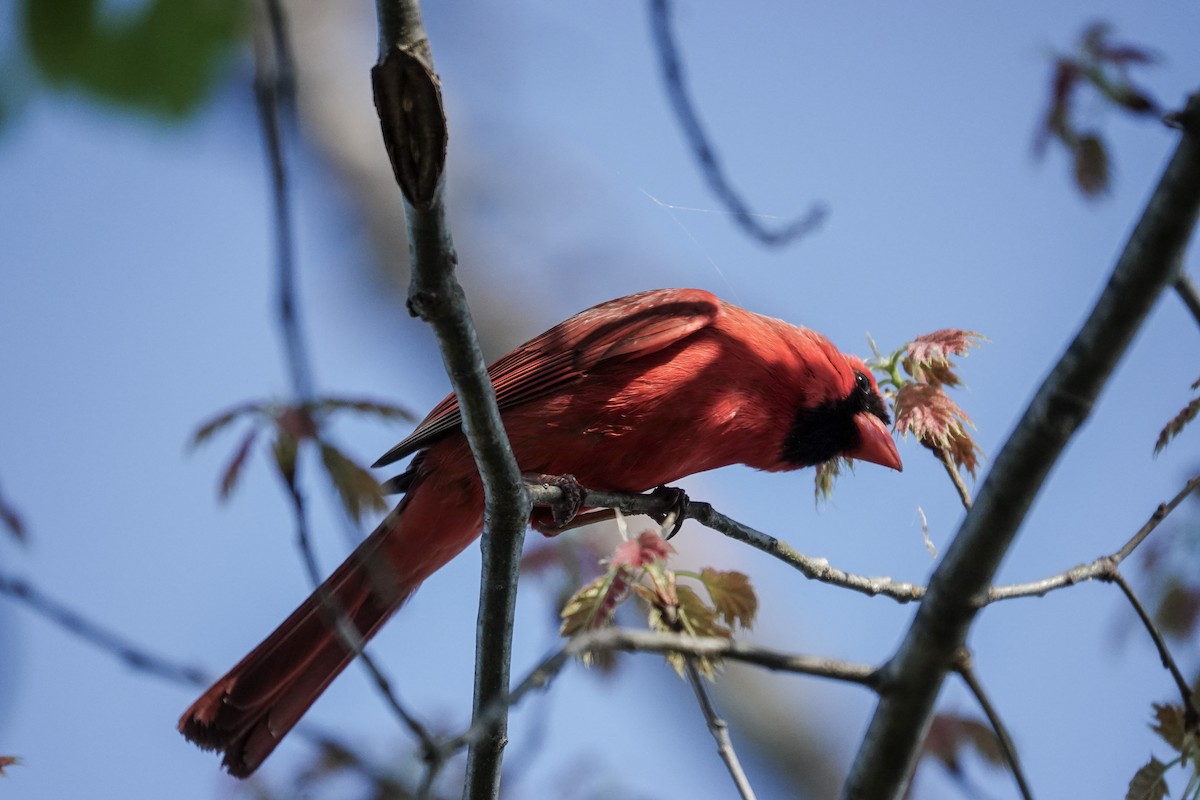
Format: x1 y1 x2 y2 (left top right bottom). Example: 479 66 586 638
1126 756 1169 800
560 569 630 637
1152 703 1187 751
611 530 673 569
903 329 984 387
1073 133 1110 196
921 713 1004 775
218 428 258 501
318 443 386 522
894 384 983 477
190 402 262 449
0 755 17 776
699 568 758 630
1155 395 1200 455
311 396 416 422
272 430 299 489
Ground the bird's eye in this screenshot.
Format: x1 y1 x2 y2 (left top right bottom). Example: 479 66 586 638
854 371 871 393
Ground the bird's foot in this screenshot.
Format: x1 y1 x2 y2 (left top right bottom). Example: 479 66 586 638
648 485 690 539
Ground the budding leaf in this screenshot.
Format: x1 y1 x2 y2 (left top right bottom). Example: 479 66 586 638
1126 756 1169 800
0 756 17 776
699 568 757 630
611 530 673 568
191 402 262 449
903 329 983 387
1155 391 1200 454
218 428 258 501
318 443 386 523
894 384 983 477
560 570 629 638
311 396 416 422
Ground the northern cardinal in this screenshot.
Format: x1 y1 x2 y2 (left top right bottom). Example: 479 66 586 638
179 288 901 776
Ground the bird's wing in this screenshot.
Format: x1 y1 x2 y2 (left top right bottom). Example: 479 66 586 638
373 288 720 467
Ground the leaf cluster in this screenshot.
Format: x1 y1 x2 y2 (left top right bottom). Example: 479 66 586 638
191 396 414 522
559 526 758 678
1127 702 1200 800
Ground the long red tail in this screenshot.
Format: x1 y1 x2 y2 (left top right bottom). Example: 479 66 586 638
179 475 484 777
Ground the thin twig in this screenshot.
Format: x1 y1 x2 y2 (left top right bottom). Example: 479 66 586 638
0 570 209 686
1106 571 1200 727
1174 272 1200 329
526 481 928 603
647 0 826 246
934 445 973 509
953 650 1035 800
253 0 431 750
686 660 758 800
984 475 1200 603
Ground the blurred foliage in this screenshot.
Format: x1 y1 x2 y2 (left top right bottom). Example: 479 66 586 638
16 0 246 121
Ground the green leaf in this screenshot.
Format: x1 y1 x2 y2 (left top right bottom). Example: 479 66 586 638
698 568 757 630
318 443 386 523
23 0 246 119
272 430 298 489
1126 756 1169 800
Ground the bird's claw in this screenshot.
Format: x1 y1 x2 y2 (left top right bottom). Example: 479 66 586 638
525 473 586 532
649 485 689 539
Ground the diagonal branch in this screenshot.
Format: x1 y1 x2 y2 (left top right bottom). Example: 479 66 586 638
842 92 1200 800
372 3 532 797
647 0 826 246
953 650 1035 800
686 659 758 800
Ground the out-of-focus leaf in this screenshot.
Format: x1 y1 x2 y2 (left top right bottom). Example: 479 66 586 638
218 428 258 501
311 397 417 423
276 406 318 442
0 755 17 775
1151 703 1186 751
190 402 262 449
1073 133 1110 196
23 0 246 119
1126 756 1169 800
698 568 757 630
0 490 25 543
1155 580 1200 639
1156 394 1200 455
610 530 672 569
921 713 1004 775
318 444 386 523
272 431 298 489
560 570 629 638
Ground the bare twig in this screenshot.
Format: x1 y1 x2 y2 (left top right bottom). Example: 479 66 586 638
372 3 532 796
647 0 826 246
843 92 1200 800
0 570 209 686
984 475 1200 603
1106 571 1200 727
953 650 1035 800
686 660 758 800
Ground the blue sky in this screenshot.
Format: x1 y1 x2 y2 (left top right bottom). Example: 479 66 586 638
2 2 1200 798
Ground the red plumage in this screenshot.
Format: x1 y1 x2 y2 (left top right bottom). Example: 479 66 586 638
179 288 901 776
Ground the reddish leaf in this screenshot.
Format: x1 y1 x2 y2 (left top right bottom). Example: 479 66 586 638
1126 756 1169 800
1155 394 1200 454
921 713 1004 775
190 402 263 448
699 568 758 630
218 428 258 501
276 405 318 441
0 756 17 776
611 530 673 569
903 329 983 387
560 569 630 637
894 384 983 477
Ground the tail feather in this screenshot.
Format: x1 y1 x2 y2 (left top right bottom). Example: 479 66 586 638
179 523 410 778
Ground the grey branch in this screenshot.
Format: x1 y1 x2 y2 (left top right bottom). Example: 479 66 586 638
953 650 1035 800
842 92 1200 800
686 660 759 800
372 3 532 798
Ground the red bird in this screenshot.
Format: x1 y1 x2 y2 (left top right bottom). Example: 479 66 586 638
179 288 901 776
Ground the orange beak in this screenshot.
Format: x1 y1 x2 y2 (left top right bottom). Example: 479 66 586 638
850 413 903 471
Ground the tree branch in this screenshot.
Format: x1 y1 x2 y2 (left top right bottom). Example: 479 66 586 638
647 0 825 246
686 659 758 800
372 4 532 797
842 91 1200 800
953 650 1034 800
1174 271 1200 329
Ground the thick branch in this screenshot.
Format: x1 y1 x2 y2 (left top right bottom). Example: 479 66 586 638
372 4 531 798
843 93 1200 800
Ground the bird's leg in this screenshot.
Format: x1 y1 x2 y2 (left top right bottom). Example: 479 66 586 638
525 472 587 535
648 485 690 539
